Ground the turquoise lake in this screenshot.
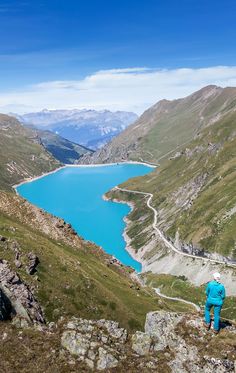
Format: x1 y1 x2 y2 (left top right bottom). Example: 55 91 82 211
16 164 153 272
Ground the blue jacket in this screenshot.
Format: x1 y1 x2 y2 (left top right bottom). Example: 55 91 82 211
206 280 226 306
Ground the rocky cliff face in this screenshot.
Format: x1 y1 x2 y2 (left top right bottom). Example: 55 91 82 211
0 259 44 324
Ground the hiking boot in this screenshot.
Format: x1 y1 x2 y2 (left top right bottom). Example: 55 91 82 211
213 329 219 335
204 322 211 330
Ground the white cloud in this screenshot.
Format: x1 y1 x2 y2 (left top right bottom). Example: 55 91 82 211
0 66 236 114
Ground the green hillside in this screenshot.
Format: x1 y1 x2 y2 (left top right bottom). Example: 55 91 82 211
118 109 236 260
0 114 61 191
84 85 236 164
93 86 236 261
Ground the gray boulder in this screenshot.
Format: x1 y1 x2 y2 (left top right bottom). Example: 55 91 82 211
60 313 236 372
131 331 152 355
97 347 119 371
145 310 184 350
61 330 90 357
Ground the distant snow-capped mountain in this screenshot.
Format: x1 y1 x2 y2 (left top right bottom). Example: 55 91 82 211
15 109 138 150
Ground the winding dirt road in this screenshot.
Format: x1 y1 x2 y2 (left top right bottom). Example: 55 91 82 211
154 288 201 312
115 186 236 269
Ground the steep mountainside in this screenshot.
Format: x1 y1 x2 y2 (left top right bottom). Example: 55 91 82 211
82 85 236 164
114 107 236 259
36 129 93 164
0 114 61 191
97 86 236 276
16 109 138 150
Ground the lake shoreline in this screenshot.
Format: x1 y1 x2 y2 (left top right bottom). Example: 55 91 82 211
103 192 144 272
14 161 156 272
13 161 156 192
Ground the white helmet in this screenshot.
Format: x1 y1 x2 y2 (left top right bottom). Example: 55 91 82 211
213 272 221 281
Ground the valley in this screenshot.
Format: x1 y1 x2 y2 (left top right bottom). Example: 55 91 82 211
0 87 236 372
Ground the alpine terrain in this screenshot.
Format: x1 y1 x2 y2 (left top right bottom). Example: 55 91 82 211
0 95 236 373
16 109 138 150
81 85 236 305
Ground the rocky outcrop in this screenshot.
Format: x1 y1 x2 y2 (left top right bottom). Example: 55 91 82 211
26 252 40 275
61 312 236 372
131 331 152 355
0 260 44 324
61 318 127 370
0 287 12 320
172 172 209 211
144 311 184 351
173 231 236 264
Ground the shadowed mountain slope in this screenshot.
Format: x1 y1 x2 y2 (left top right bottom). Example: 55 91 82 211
36 129 93 164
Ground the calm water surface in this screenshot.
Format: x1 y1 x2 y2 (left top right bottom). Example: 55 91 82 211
17 164 153 271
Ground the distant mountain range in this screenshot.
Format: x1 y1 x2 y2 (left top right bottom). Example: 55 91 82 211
15 109 138 150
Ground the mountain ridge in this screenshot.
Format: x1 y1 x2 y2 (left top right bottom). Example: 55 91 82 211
80 85 236 164
15 108 138 150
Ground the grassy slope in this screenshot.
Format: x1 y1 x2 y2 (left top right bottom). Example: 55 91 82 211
141 86 236 162
116 107 236 259
0 114 61 191
0 199 194 332
86 86 236 165
143 273 236 321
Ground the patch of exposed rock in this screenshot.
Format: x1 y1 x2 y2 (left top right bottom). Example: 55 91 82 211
61 318 127 370
61 311 236 372
172 172 209 210
26 252 40 275
0 236 41 273
0 259 44 324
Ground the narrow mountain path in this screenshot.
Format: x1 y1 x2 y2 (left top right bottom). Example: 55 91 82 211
114 186 236 268
154 287 201 312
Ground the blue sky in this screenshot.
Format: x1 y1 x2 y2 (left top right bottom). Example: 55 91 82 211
0 0 236 113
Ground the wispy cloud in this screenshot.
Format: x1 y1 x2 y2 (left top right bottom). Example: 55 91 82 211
0 66 236 114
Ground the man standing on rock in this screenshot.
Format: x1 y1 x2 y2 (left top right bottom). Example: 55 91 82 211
204 272 226 334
